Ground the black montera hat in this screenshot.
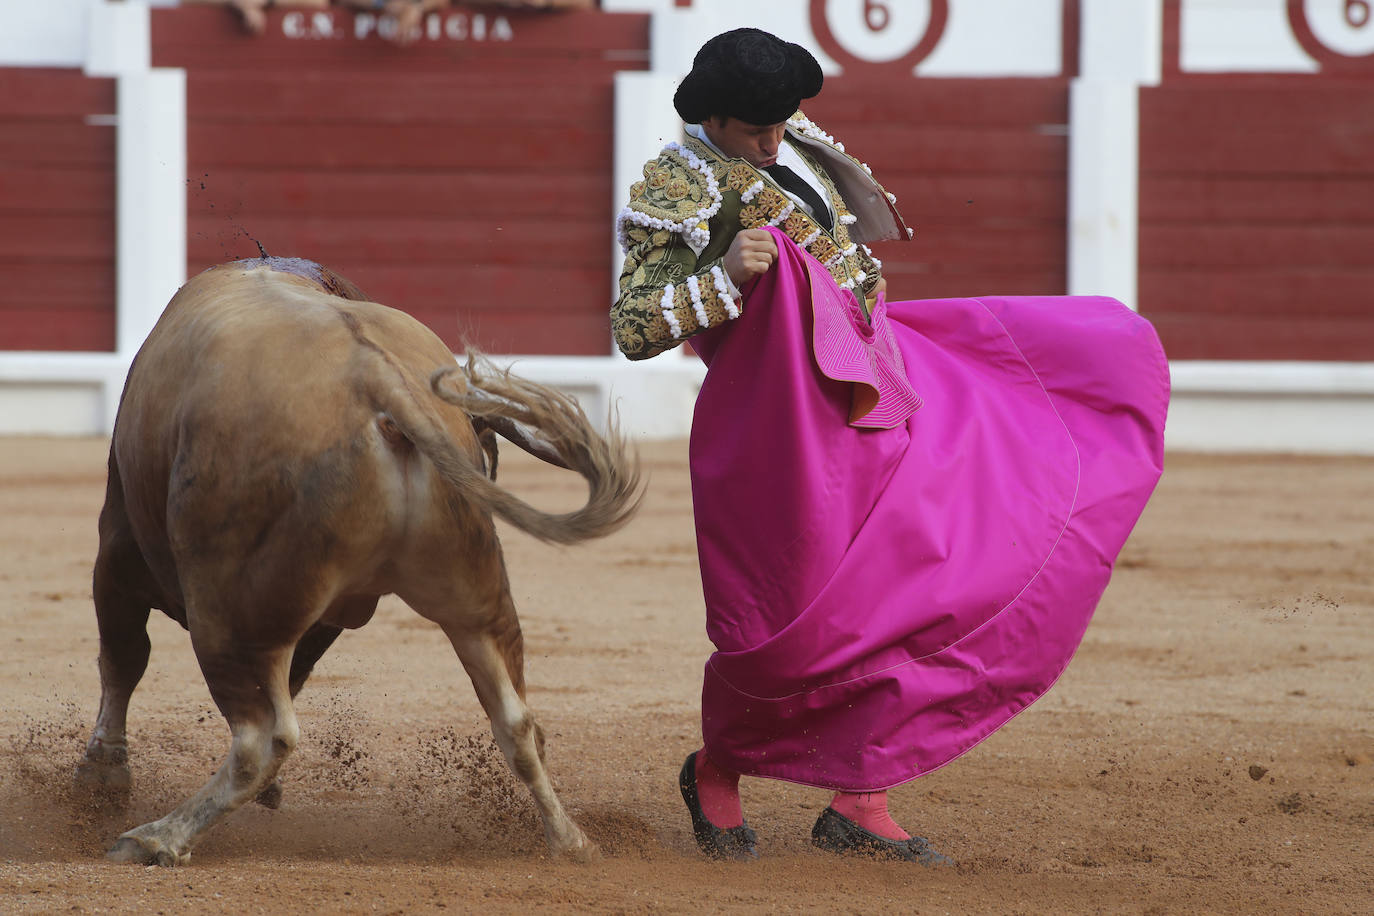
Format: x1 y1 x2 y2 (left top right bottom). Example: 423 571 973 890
674 28 824 126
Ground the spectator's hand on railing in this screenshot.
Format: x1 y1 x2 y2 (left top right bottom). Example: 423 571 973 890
384 0 448 43
185 0 329 35
332 0 451 44
228 0 269 33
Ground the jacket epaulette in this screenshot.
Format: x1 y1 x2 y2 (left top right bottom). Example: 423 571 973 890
616 142 723 255
784 112 912 243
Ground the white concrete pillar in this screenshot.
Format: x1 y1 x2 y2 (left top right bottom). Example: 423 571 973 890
84 1 187 429
114 69 186 358
1068 0 1162 311
1068 81 1140 309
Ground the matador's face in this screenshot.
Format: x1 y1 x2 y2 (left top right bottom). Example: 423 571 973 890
703 116 787 169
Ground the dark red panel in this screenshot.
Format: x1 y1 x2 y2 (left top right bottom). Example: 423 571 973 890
812 125 1066 176
0 214 116 260
323 263 608 310
1148 313 1374 361
880 265 1067 300
0 68 115 117
186 72 610 125
1140 269 1373 319
186 168 605 219
157 5 648 356
808 78 1069 127
884 226 1066 271
1140 176 1374 223
1141 86 1374 175
0 306 115 352
0 123 115 167
1141 225 1374 270
1140 74 1374 360
186 215 608 267
891 175 1068 222
808 78 1070 304
181 260 613 351
1142 130 1374 175
0 167 115 214
0 67 116 353
0 260 115 308
405 307 610 356
188 122 610 170
1144 83 1374 130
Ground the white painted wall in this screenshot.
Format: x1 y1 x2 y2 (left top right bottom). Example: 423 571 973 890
1181 0 1318 72
919 0 1062 76
0 0 91 66
1167 363 1374 454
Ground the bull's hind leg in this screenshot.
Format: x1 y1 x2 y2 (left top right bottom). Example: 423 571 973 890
405 577 596 861
448 624 597 862
108 636 299 866
76 470 157 799
287 621 345 698
254 621 346 810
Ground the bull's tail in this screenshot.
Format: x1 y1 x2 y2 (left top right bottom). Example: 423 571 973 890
406 352 643 545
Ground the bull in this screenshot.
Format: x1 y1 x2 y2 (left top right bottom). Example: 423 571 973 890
73 257 642 865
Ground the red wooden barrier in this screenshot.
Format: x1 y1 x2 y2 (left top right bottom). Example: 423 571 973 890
1142 3 1374 361
807 76 1070 302
1140 78 1374 360
0 68 116 352
153 4 649 355
16 4 1363 363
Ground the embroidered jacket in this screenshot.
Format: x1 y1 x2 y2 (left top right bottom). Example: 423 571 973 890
612 112 912 361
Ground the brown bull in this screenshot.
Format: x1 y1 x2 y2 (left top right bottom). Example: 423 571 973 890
73 257 642 866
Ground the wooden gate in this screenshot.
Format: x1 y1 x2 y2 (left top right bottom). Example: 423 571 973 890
151 4 649 355
1138 2 1374 360
0 68 116 351
801 0 1074 304
806 76 1070 304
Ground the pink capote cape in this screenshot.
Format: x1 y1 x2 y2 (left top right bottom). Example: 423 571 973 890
688 228 1169 791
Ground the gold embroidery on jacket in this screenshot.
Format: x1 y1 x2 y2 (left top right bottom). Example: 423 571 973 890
612 114 883 359
724 161 868 291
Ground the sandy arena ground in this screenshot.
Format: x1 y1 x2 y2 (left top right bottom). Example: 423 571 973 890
0 436 1370 914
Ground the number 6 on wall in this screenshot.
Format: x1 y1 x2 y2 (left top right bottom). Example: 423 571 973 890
863 0 891 32
809 0 948 75
1289 0 1374 67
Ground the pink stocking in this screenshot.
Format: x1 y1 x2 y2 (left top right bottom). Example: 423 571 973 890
694 750 744 828
829 791 910 840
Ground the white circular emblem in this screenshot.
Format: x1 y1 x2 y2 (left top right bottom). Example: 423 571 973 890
823 0 933 64
1304 0 1374 56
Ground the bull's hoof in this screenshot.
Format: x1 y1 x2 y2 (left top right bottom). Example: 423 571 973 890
549 830 601 864
560 839 602 864
107 835 188 867
73 758 132 804
254 780 283 809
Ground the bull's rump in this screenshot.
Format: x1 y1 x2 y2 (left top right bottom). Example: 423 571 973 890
111 260 473 616
125 260 455 436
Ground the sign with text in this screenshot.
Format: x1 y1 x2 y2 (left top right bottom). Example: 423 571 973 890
280 9 514 43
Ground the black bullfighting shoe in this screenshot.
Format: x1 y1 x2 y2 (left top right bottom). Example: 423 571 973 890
810 807 955 866
678 752 759 860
